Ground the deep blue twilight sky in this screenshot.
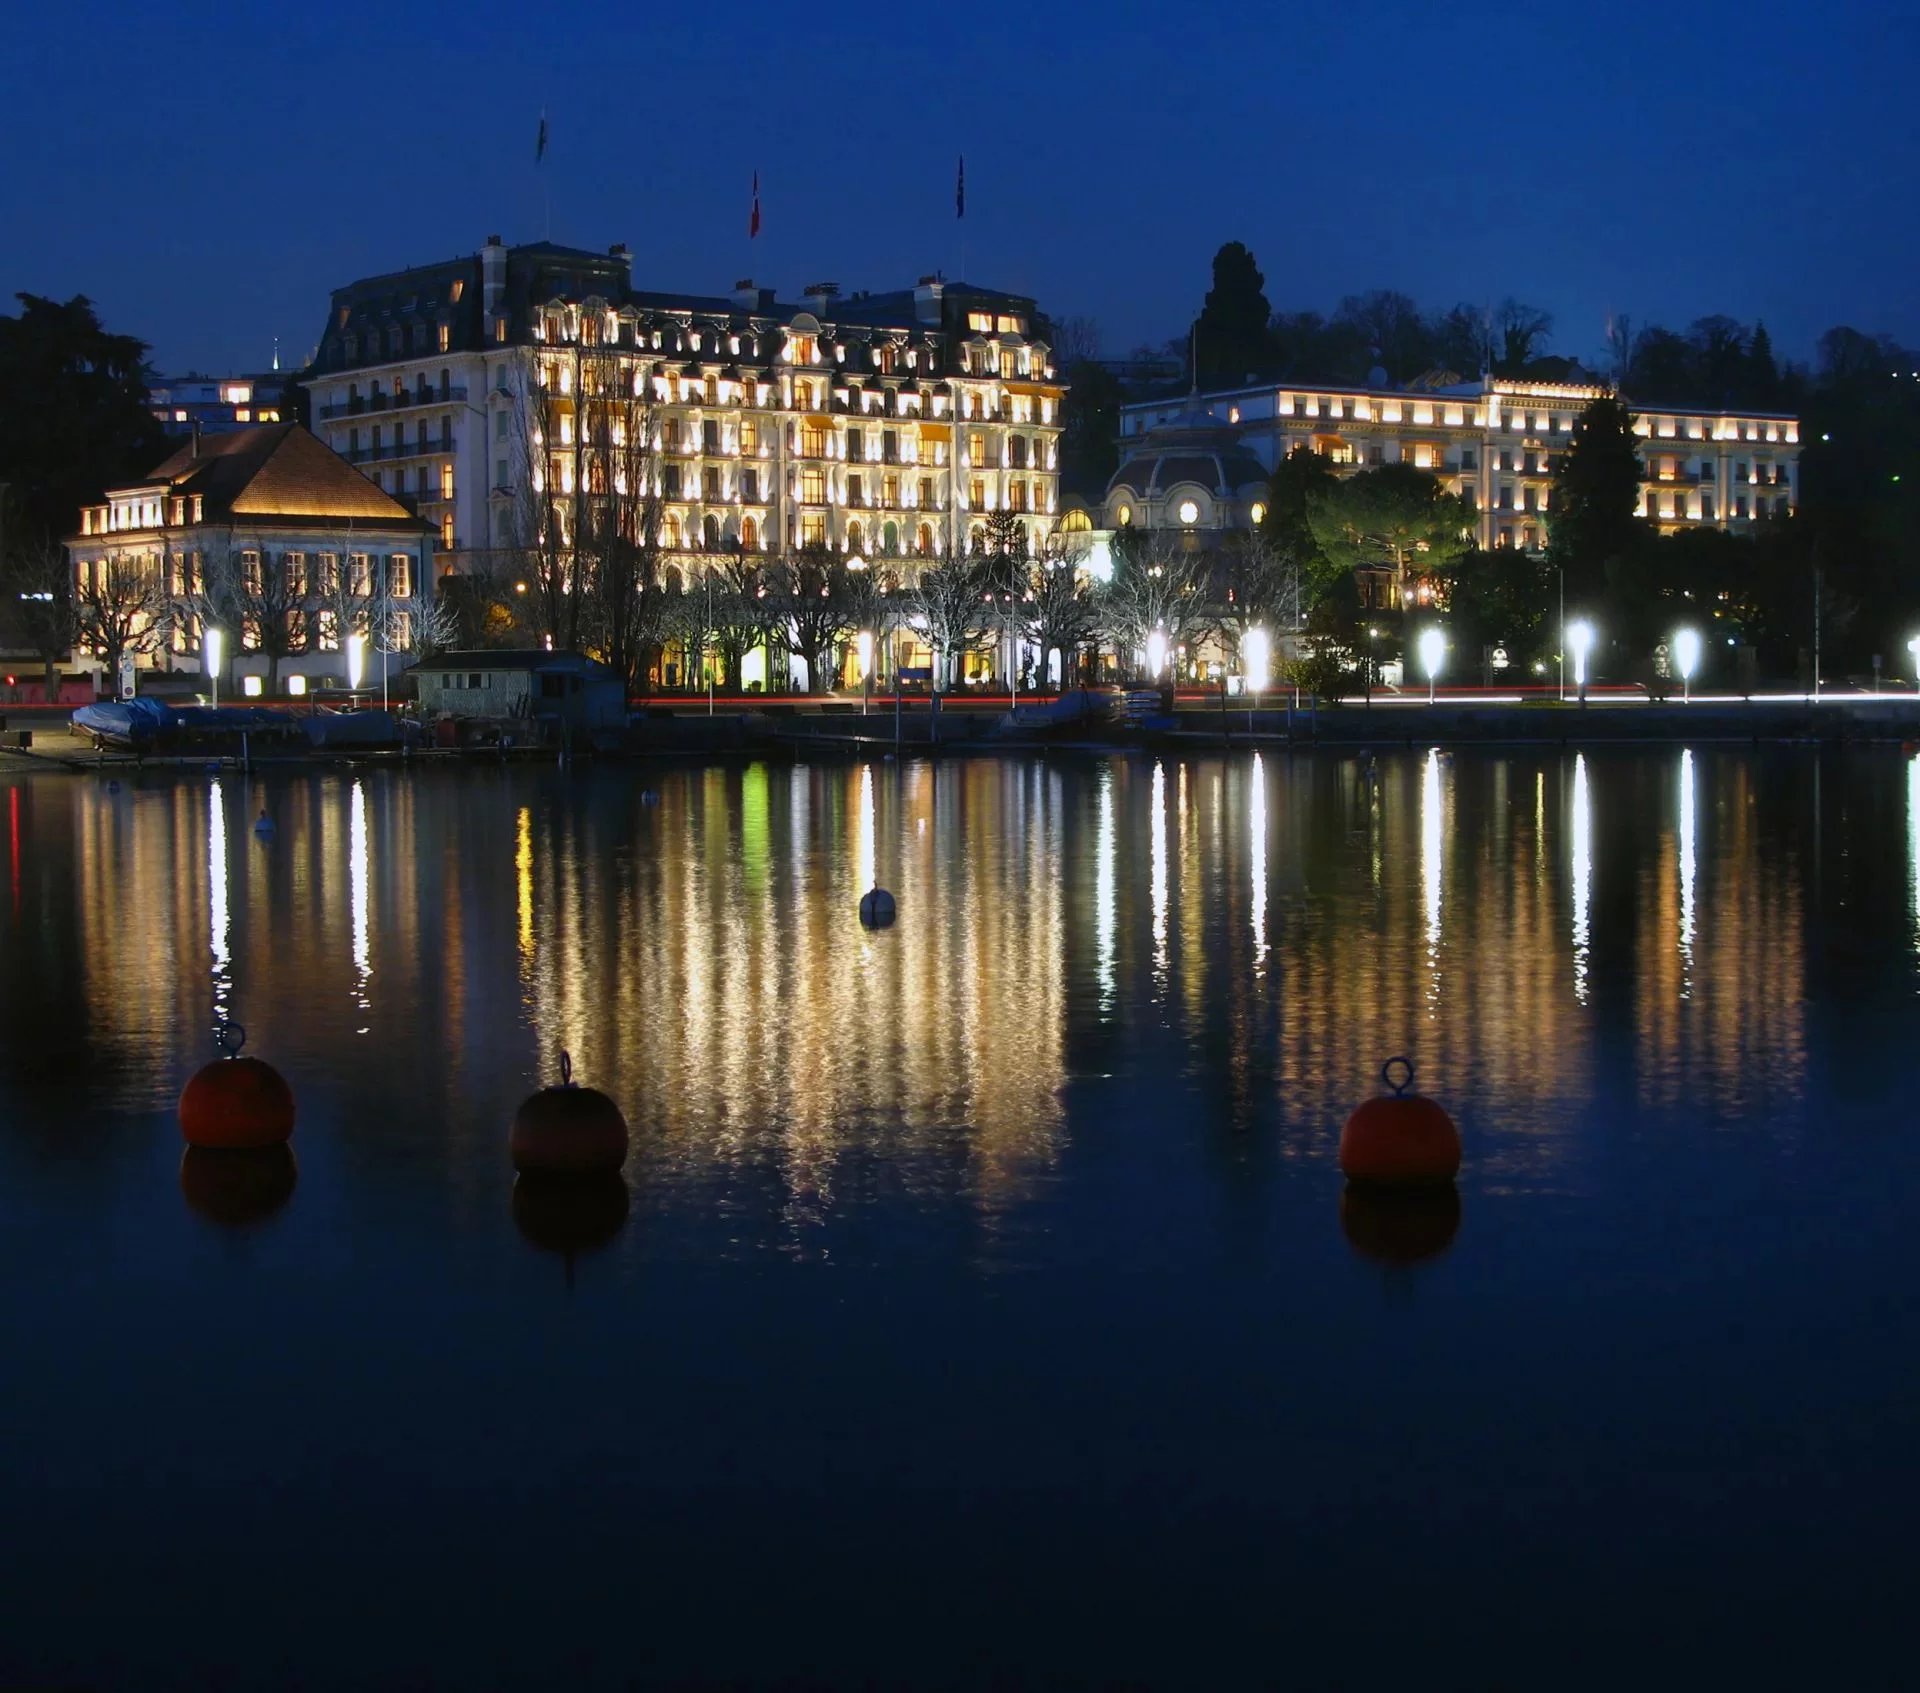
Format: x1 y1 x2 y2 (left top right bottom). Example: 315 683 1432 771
3 0 1915 378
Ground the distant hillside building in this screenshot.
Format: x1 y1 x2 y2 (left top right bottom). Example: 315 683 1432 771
69 424 431 691
1104 376 1799 590
149 371 295 438
300 236 1067 583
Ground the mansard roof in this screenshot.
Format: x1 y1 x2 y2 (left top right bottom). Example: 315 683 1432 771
124 425 427 531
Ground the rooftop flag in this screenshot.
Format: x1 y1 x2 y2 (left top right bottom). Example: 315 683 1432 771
956 154 965 220
750 171 761 239
536 111 548 164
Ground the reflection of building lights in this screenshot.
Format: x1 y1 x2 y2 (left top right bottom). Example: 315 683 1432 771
350 778 370 1022
1679 748 1696 994
1571 753 1591 1004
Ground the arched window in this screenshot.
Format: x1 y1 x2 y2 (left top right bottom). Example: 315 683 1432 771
702 514 721 549
742 515 758 550
846 521 864 556
663 513 682 549
882 520 899 555
1060 509 1093 533
916 523 933 556
969 523 986 553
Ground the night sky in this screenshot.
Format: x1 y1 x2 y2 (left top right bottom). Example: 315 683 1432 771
4 0 1914 377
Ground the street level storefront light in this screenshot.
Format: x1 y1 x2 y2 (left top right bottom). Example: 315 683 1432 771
1673 627 1701 703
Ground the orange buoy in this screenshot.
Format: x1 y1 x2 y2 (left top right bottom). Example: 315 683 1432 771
179 1024 295 1149
510 1050 628 1175
180 1144 298 1226
1338 1056 1460 1187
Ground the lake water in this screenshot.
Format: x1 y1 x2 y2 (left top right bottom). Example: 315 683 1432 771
2 747 1916 1688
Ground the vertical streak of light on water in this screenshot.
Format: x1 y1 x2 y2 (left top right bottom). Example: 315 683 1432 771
1572 752 1591 1005
350 777 370 1023
209 778 230 1023
858 762 875 897
1679 749 1696 998
1250 752 1268 974
1096 765 1115 1015
515 805 534 972
1422 748 1442 1015
1150 761 1167 985
1909 752 1920 972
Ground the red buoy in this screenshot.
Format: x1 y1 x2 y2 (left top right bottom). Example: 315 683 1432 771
510 1051 628 1175
1339 1057 1460 1187
179 1024 295 1149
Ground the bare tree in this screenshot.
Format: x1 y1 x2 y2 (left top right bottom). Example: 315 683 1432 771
762 543 856 693
73 546 170 689
507 354 580 650
907 550 993 697
1022 550 1100 693
1215 528 1306 652
1095 528 1209 681
577 349 662 689
1052 315 1103 367
1 536 77 701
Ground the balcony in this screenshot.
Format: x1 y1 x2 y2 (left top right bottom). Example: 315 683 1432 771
341 438 454 465
319 384 467 421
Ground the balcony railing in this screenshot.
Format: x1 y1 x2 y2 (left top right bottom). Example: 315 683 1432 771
342 439 455 465
319 385 467 421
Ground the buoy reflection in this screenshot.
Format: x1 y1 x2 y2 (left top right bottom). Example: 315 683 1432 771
1908 752 1920 967
513 1173 630 1287
1679 749 1696 996
1340 1183 1460 1265
180 1144 297 1227
1571 753 1591 1004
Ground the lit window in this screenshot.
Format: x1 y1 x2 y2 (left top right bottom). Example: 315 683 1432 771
1250 501 1266 525
1116 504 1132 527
440 464 454 499
221 383 251 404
438 324 450 352
234 408 250 422
1177 499 1199 525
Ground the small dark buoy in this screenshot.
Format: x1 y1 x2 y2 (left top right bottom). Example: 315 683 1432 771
639 789 660 806
180 1144 298 1227
1338 1057 1460 1187
1340 1183 1460 1264
106 779 121 795
253 808 275 836
511 1050 628 1175
179 1024 295 1149
859 886 896 928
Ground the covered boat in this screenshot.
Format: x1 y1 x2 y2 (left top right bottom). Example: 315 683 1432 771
71 697 175 749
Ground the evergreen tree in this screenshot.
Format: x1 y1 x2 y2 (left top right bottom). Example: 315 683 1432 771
1548 394 1647 606
1194 242 1273 388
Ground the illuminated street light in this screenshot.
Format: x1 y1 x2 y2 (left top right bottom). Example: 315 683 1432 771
1146 627 1169 682
347 632 367 694
857 629 874 716
1418 626 1446 703
1568 619 1595 704
1673 627 1701 703
204 626 223 710
1909 635 1920 694
1243 626 1270 731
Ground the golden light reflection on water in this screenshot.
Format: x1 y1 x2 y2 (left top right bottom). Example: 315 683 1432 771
27 749 1848 1203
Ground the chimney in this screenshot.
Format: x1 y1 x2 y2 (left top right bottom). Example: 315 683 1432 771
732 278 761 311
481 234 508 337
803 281 840 315
913 275 944 325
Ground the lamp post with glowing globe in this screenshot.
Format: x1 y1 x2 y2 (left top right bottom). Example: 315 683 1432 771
1418 626 1446 704
1243 626 1270 732
204 626 224 710
1673 627 1701 704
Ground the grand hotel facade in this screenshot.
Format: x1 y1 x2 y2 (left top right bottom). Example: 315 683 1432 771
303 237 1064 581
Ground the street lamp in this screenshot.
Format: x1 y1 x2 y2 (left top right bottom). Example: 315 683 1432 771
1243 626 1270 731
1366 624 1379 707
347 632 366 696
1908 635 1920 693
857 628 874 717
1568 619 1595 705
204 626 223 710
1146 627 1168 683
1418 626 1446 703
1673 626 1701 704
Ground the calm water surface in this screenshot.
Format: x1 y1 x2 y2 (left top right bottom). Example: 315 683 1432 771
2 748 1917 1688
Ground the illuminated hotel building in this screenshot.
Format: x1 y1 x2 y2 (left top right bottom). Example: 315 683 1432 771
302 237 1065 577
1107 376 1800 569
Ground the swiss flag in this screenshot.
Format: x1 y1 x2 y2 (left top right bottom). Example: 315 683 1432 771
750 172 761 240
